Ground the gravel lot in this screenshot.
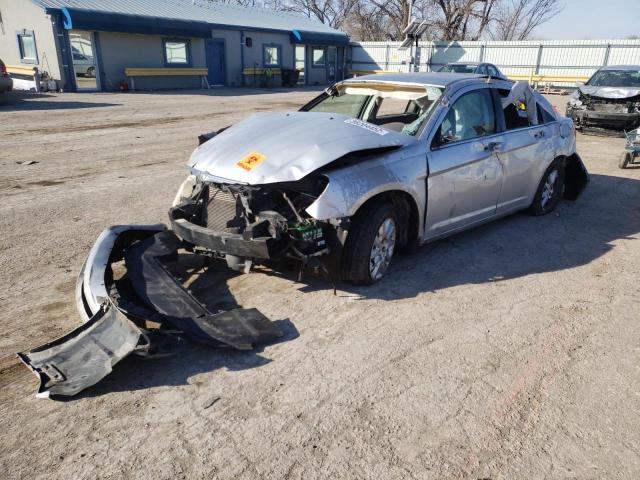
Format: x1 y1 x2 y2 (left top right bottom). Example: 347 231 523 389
0 87 638 479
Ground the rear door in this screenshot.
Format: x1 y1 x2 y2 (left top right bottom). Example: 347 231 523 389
425 86 505 238
494 89 557 214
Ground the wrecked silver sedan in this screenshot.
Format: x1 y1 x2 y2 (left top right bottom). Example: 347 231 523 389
178 73 588 285
20 72 588 397
566 65 640 135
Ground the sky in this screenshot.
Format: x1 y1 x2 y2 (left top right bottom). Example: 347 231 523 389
532 0 640 39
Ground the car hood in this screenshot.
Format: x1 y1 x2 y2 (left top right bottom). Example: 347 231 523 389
578 85 640 99
188 111 415 184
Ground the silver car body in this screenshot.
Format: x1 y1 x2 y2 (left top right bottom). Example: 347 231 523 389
188 73 577 245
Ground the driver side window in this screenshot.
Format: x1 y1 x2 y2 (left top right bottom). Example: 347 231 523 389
434 89 496 148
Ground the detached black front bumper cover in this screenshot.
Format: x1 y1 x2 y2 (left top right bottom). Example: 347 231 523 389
18 225 282 398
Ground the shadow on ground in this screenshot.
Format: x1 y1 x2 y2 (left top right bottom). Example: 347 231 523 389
291 173 640 300
0 91 120 111
52 172 639 399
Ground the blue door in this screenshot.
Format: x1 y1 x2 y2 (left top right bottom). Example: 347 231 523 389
206 40 225 86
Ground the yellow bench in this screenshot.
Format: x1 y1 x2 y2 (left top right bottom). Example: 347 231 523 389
507 73 590 84
5 64 41 91
6 64 39 76
124 67 209 91
242 67 282 77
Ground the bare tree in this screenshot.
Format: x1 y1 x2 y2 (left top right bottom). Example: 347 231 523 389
491 0 563 40
207 0 562 41
428 0 497 40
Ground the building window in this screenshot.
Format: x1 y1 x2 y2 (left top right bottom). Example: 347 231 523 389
17 30 38 64
163 39 190 66
263 44 281 67
312 47 326 68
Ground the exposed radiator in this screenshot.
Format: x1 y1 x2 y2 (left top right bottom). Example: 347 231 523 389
206 186 237 231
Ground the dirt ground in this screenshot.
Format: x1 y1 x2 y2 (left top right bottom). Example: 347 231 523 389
0 87 638 480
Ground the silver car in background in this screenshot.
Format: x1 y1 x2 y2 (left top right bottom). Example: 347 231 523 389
175 72 588 285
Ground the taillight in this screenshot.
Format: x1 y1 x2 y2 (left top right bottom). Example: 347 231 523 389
0 63 6 76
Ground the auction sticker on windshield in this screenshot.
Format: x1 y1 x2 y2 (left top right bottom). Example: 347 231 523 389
237 152 267 171
344 118 389 136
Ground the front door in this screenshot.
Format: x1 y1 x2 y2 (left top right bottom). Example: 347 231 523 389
425 87 504 239
205 40 225 86
69 30 100 91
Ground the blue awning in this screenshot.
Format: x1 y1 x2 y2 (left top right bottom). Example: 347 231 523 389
51 8 213 37
290 30 349 46
47 7 349 45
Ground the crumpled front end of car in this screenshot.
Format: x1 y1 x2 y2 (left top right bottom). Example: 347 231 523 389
566 88 640 135
169 173 343 277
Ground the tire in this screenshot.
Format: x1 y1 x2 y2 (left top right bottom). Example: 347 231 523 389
342 201 398 285
528 159 565 216
619 151 631 169
86 66 95 78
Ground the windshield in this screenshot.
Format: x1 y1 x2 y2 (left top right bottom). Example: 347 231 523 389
587 69 640 87
306 84 444 137
439 64 476 74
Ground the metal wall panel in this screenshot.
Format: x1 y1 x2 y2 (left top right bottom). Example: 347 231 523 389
349 40 640 86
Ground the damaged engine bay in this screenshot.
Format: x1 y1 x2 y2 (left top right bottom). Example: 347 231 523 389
170 174 339 279
566 66 640 135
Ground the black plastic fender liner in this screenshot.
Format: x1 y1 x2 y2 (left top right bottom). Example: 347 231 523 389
124 231 282 350
17 301 144 398
563 153 590 201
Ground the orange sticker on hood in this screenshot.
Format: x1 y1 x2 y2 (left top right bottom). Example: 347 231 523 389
236 152 266 171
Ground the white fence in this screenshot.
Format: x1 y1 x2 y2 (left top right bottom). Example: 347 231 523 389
348 39 640 85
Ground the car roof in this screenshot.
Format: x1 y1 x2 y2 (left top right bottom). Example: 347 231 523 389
445 62 481 66
599 65 640 71
341 71 486 88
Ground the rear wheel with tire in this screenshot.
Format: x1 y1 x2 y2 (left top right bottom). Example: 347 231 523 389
528 159 565 216
342 201 398 285
619 151 631 169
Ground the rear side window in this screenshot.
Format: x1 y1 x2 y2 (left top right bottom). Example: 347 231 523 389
487 65 500 77
537 104 556 124
435 88 496 146
499 89 531 129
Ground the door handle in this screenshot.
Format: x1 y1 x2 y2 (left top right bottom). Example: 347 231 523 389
484 141 504 152
533 130 545 138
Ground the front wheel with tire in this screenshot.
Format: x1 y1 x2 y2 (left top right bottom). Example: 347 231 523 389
342 202 398 285
619 151 631 169
528 160 565 216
